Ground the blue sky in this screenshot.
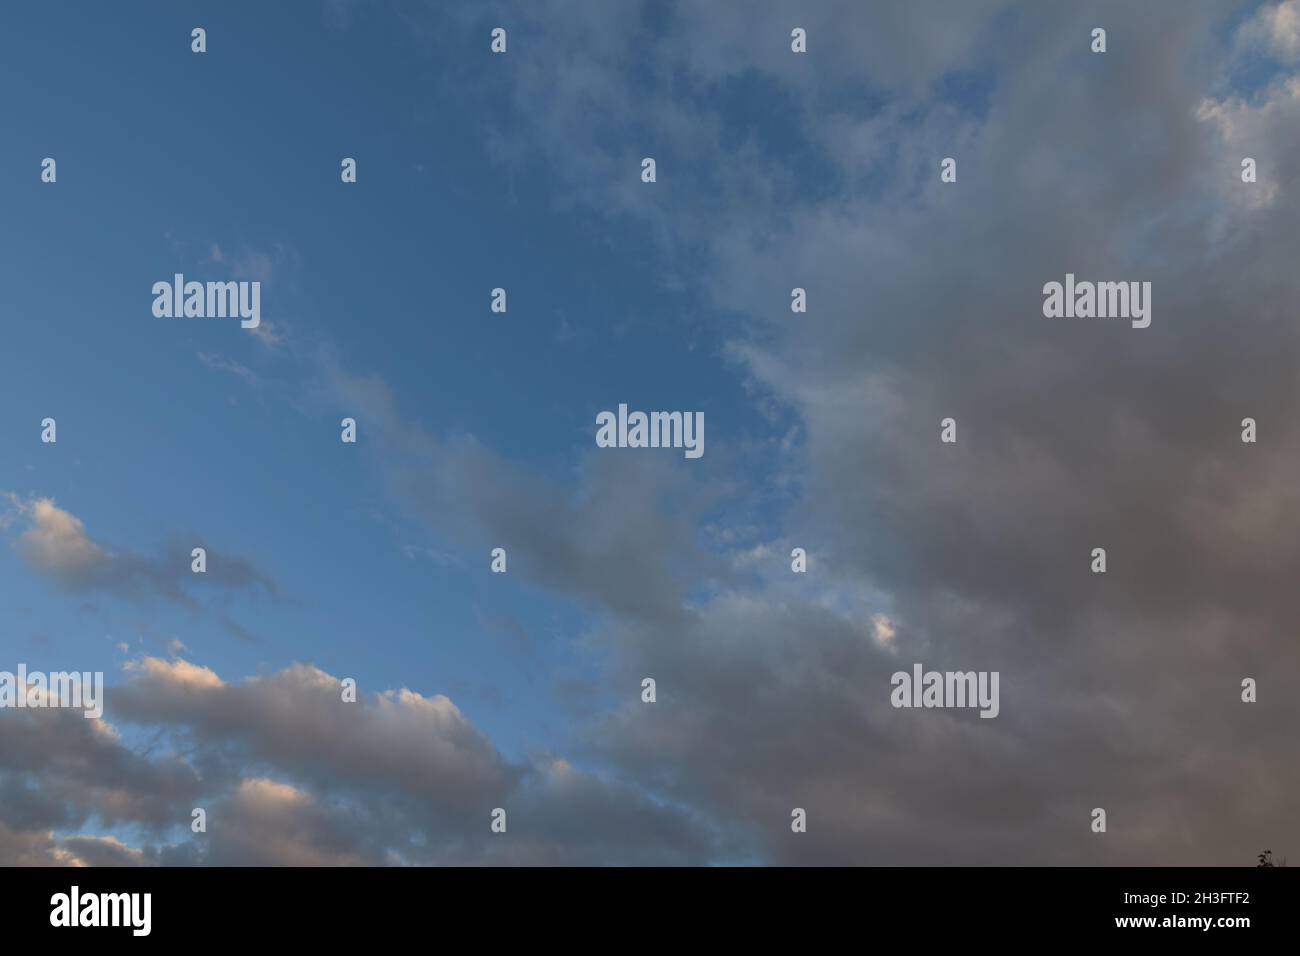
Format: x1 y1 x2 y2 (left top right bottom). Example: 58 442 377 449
1 0 1297 866
1 2 782 761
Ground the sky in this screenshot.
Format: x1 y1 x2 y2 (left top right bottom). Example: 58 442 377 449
0 0 1297 866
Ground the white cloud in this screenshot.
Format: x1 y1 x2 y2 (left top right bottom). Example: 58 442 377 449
14 497 108 575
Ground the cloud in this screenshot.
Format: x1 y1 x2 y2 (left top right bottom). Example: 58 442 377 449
248 320 286 350
0 658 714 865
0 826 146 866
202 778 380 866
405 0 1300 864
125 656 223 691
402 440 731 625
227 0 1295 863
197 351 259 386
59 834 149 867
1 495 280 612
10 2 1295 867
0 703 204 832
0 823 74 866
1237 0 1300 62
113 657 518 819
12 497 107 578
306 347 736 625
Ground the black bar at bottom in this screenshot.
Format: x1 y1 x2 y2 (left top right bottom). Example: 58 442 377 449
2 866 1293 941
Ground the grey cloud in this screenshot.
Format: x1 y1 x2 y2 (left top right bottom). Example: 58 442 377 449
1 495 280 613
402 439 730 624
107 657 714 864
12 2 1293 867
58 835 150 867
113 658 515 818
0 823 68 866
0 704 204 831
0 656 715 865
312 348 735 623
423 0 1300 864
